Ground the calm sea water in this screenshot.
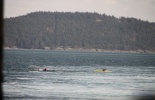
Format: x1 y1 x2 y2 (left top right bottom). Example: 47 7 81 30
3 49 155 100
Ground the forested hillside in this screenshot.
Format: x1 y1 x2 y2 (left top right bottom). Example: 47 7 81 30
4 12 155 52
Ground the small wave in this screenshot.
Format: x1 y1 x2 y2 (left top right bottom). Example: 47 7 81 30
16 77 30 80
29 71 39 72
3 81 17 85
30 65 40 68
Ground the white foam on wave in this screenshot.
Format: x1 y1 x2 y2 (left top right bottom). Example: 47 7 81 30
16 77 30 80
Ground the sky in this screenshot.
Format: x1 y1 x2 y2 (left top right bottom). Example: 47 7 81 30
4 0 155 22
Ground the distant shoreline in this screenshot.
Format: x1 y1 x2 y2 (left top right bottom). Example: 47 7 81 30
3 47 155 54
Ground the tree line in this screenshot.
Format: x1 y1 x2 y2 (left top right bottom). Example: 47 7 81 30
4 11 155 51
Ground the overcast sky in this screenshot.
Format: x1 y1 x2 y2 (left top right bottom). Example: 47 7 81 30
4 0 155 22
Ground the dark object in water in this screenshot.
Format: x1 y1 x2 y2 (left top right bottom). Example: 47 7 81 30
43 68 48 71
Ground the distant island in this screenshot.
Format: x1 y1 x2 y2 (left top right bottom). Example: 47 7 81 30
4 11 155 53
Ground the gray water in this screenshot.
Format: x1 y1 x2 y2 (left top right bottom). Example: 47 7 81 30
3 49 155 100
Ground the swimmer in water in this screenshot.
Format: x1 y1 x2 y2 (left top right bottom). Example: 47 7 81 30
43 67 48 71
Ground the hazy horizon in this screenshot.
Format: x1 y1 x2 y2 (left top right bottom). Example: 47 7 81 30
4 0 155 22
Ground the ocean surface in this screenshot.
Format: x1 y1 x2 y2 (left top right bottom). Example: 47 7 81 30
3 49 155 100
